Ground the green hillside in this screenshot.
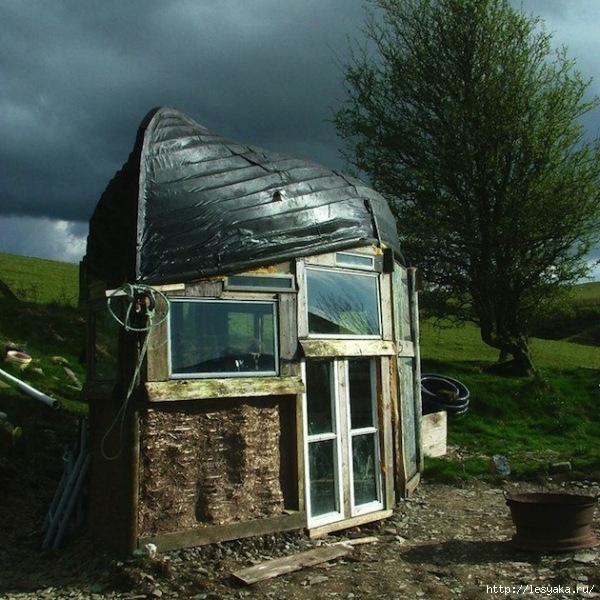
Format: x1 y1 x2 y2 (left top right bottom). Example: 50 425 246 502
0 252 79 307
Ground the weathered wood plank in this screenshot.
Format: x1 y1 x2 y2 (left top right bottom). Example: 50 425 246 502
139 511 306 553
380 356 395 508
379 272 394 340
145 295 169 381
232 544 353 585
145 377 304 401
279 293 299 377
421 411 447 458
396 340 415 357
184 279 223 297
332 535 380 547
299 339 396 358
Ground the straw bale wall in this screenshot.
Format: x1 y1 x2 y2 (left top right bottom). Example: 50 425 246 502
138 398 284 537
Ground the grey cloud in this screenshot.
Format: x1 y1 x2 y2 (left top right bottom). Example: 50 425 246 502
1 0 600 267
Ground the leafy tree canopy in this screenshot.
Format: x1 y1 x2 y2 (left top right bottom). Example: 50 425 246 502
335 0 600 374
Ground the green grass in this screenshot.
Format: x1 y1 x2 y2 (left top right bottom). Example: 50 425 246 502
0 252 79 307
421 320 600 481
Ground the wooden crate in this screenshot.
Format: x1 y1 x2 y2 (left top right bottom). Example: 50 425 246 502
421 411 447 458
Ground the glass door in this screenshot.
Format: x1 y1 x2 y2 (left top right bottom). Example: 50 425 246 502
304 360 342 523
304 358 382 526
348 359 382 514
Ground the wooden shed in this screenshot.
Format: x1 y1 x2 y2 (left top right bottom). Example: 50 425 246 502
81 106 422 555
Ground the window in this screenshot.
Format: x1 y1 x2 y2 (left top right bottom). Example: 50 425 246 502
335 252 375 270
306 268 381 337
224 274 295 292
169 299 278 378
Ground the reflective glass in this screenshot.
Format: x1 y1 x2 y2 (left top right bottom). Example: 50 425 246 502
306 269 380 336
169 299 277 377
309 439 338 516
348 359 374 430
352 433 379 505
305 361 334 435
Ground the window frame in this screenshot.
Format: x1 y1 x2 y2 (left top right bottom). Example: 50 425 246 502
167 297 280 379
304 265 383 340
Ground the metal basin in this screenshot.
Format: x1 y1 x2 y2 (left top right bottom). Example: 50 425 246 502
505 491 599 552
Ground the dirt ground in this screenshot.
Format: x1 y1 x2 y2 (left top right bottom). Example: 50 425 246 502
2 441 600 600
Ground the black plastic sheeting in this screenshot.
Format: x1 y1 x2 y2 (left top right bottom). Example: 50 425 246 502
84 106 404 288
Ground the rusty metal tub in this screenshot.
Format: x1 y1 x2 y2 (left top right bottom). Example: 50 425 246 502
505 491 599 552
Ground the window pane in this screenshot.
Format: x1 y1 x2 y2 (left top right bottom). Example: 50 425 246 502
306 361 334 435
169 300 277 377
352 433 379 505
226 274 294 291
348 359 375 430
309 439 338 516
307 269 380 336
335 252 374 269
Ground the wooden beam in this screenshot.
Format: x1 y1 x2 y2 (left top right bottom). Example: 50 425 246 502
232 544 353 585
308 509 393 538
139 511 306 552
145 377 304 402
299 339 396 358
421 411 447 458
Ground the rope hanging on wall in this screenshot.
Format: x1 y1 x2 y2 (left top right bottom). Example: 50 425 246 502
101 284 170 461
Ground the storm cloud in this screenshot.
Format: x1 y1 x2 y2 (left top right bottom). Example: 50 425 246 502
1 0 599 265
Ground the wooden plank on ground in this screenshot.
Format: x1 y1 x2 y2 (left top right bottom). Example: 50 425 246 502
231 544 353 585
332 536 379 547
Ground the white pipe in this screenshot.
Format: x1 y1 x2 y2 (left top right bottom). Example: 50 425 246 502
0 367 60 410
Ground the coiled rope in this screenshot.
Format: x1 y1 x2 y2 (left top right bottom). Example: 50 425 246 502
101 283 170 460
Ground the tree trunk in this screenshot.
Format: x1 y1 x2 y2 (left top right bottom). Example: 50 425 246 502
504 340 535 376
481 326 535 376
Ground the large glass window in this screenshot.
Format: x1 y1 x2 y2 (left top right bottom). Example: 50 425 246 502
306 268 381 337
169 299 278 378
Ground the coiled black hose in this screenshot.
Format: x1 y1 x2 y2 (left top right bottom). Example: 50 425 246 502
421 373 470 416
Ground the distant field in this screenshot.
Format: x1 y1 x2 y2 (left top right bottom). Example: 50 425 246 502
0 252 80 306
571 281 600 302
421 319 600 371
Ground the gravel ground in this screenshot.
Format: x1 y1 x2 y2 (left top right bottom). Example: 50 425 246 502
1 457 599 600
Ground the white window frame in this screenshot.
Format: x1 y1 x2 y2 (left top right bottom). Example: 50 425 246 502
302 357 383 528
302 360 344 527
346 358 383 516
303 265 383 340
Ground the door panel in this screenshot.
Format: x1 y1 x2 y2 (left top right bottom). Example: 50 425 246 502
348 358 382 513
304 361 341 521
304 358 382 525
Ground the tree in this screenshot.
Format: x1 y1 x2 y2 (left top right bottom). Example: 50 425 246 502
335 0 600 374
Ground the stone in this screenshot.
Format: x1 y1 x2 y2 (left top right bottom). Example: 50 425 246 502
549 461 572 473
490 454 511 475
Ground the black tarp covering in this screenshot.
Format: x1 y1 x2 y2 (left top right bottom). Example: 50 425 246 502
85 106 402 287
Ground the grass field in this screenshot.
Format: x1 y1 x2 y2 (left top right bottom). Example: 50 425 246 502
0 252 79 307
0 253 599 481
421 319 600 479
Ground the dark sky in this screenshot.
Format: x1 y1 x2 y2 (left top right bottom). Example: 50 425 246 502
1 0 599 271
